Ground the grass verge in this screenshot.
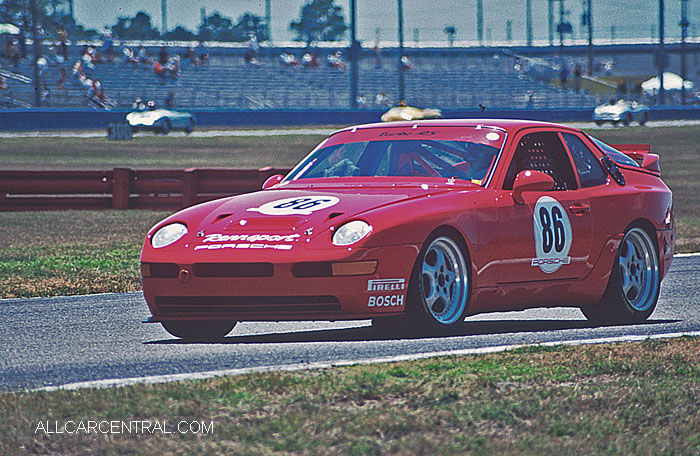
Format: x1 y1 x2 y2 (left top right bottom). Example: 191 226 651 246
1 337 699 455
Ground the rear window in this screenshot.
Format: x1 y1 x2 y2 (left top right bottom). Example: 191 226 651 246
589 136 640 168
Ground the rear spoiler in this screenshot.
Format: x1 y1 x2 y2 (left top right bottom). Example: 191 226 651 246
610 143 660 175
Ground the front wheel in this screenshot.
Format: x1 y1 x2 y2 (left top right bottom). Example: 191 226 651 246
407 234 471 332
161 320 237 341
583 227 660 324
157 118 171 135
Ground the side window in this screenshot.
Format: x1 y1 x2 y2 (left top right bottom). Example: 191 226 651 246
503 132 577 191
562 133 607 188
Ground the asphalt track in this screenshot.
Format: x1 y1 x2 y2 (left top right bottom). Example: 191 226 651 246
1 254 699 392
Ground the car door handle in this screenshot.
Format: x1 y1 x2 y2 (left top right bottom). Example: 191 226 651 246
568 203 591 214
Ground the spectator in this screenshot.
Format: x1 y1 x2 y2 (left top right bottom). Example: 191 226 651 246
122 47 139 66
196 41 209 66
573 64 582 92
184 47 199 67
5 40 20 68
158 46 169 65
280 52 299 67
302 52 319 69
373 39 381 68
327 51 345 70
57 26 69 61
56 67 67 98
165 91 175 109
244 48 260 67
375 91 392 107
137 45 151 65
400 55 413 71
102 30 115 63
559 63 569 88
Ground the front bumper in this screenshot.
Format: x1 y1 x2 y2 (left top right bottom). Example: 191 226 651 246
142 244 419 322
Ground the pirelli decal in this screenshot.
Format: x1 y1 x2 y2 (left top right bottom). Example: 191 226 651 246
367 278 406 292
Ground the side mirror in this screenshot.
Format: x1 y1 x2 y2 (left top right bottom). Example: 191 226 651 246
512 170 555 204
262 174 284 190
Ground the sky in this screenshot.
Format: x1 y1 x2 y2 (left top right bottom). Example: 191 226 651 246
72 0 694 44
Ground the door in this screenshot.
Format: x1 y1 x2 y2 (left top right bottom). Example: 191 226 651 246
497 130 593 284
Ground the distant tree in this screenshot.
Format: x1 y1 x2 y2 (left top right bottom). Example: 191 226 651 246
0 0 94 37
163 25 197 41
232 13 269 42
444 25 456 47
111 11 160 40
198 12 235 41
289 0 347 45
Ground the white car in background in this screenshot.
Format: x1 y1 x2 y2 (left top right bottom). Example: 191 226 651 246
126 107 196 135
592 100 649 126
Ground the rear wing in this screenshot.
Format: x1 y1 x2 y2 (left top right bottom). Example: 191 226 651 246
610 143 660 175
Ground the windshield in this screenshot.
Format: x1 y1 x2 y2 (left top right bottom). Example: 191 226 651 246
286 127 505 184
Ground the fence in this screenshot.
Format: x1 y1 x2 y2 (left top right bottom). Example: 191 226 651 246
0 167 291 211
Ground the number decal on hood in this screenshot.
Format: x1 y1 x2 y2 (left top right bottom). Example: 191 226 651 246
247 196 340 216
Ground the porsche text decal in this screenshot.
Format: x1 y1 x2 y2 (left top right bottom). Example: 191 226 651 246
247 196 340 216
532 196 572 273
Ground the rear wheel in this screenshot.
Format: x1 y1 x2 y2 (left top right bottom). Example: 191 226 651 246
184 118 195 134
583 227 660 324
639 112 648 126
161 320 237 341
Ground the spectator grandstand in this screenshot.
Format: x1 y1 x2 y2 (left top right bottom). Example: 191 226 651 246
0 42 659 111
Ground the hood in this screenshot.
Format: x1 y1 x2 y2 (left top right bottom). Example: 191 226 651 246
170 179 475 249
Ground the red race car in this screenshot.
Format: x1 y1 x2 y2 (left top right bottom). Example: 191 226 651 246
141 119 674 340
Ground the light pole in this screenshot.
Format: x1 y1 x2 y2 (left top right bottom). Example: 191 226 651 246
161 0 167 35
350 0 359 108
587 0 593 76
29 0 42 107
658 0 666 105
397 0 405 103
680 0 689 104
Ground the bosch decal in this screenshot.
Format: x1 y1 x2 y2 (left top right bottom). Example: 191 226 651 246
247 196 340 216
367 278 406 292
532 196 572 273
368 295 405 307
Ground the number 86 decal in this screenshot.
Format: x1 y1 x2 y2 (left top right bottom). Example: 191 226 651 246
248 195 340 216
532 196 572 273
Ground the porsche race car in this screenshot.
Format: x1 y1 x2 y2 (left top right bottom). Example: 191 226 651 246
141 119 674 339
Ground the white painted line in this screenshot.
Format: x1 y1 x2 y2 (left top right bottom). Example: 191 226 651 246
674 252 700 258
36 330 700 392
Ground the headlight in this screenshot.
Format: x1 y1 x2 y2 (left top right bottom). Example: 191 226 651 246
332 220 372 246
151 223 188 248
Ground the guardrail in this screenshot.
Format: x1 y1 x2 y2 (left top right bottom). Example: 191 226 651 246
0 167 291 211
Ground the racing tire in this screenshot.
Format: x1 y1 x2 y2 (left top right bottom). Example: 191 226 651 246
639 112 648 126
406 233 471 333
582 227 660 325
594 120 604 126
622 113 632 127
157 118 171 135
184 118 195 134
161 320 237 341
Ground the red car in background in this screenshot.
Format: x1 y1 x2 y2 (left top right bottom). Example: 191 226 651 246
140 119 674 340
